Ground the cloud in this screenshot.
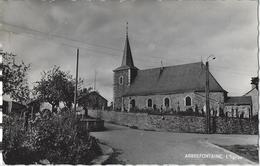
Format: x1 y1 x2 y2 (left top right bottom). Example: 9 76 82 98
0 0 257 102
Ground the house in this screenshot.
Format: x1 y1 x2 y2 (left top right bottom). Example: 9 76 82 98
78 91 108 110
27 99 42 117
3 100 26 116
244 77 259 117
113 25 252 119
224 96 252 118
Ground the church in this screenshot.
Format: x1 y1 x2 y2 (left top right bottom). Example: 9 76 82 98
113 25 253 118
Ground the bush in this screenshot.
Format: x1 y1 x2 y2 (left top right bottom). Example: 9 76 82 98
3 110 102 164
3 115 39 164
252 114 258 122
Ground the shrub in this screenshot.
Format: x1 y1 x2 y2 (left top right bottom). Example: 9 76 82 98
195 105 199 114
252 114 258 122
3 110 102 164
3 114 41 164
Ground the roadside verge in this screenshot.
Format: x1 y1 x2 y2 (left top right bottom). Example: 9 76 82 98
202 140 257 165
90 142 114 164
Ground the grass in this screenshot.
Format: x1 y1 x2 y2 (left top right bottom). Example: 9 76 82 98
217 144 259 163
103 148 126 164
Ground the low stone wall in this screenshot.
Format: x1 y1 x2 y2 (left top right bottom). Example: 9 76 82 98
212 117 258 134
88 110 258 134
78 119 105 132
147 115 205 133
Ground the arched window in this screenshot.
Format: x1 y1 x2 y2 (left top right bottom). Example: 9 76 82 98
130 99 135 108
147 99 152 108
119 76 123 85
164 98 170 108
185 96 191 106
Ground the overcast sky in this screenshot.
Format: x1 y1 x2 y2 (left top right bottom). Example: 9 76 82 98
0 0 258 103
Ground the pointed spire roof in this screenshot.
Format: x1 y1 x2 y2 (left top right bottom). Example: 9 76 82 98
114 22 137 71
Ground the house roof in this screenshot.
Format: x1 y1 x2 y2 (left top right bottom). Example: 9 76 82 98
225 96 252 105
3 100 26 114
78 91 108 102
123 62 226 96
90 91 108 101
243 87 258 96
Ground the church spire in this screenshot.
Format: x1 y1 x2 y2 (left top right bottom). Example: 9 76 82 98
121 22 135 68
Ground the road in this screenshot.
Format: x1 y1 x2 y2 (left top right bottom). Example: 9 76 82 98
90 123 258 165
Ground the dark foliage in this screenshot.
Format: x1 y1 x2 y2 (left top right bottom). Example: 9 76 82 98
1 52 31 103
33 66 84 110
3 110 102 164
252 114 259 122
3 115 39 164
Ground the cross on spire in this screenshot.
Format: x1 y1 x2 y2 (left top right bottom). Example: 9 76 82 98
126 22 128 37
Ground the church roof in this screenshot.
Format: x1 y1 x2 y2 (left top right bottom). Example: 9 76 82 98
123 62 226 96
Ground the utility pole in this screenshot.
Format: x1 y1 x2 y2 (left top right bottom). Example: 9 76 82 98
94 70 97 91
74 48 79 113
205 61 210 134
205 55 216 134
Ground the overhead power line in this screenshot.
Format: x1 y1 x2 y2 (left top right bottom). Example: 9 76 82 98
0 28 166 64
0 20 122 52
0 20 256 77
0 28 122 57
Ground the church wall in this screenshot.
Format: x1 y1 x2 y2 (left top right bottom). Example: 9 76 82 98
123 92 225 113
123 92 195 112
194 92 225 114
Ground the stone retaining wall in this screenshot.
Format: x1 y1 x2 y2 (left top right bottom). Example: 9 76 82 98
212 117 258 134
89 110 258 134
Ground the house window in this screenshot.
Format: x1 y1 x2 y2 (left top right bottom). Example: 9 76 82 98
164 97 170 108
119 76 123 85
185 96 192 106
130 99 135 108
147 99 152 108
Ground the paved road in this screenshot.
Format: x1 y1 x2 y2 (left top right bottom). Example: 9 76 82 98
91 123 258 165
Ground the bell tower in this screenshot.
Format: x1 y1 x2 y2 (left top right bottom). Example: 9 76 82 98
113 22 138 111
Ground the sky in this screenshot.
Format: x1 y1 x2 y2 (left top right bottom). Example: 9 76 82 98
0 0 258 103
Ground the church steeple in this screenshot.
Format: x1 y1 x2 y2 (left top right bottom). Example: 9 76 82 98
113 22 138 110
121 22 135 68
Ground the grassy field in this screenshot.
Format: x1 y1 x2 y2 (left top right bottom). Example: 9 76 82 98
217 144 259 163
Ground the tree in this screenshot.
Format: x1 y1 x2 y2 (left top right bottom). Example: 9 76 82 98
1 51 31 103
33 66 82 110
78 87 93 112
251 77 258 90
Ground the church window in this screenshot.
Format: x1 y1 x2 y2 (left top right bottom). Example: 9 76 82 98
119 76 123 85
147 99 152 108
130 99 136 108
185 96 192 106
164 97 170 108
